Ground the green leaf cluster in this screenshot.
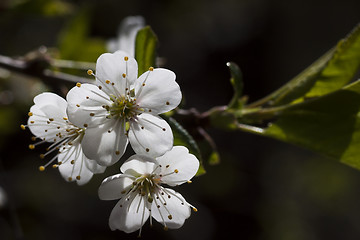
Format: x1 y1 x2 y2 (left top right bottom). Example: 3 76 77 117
228 23 360 171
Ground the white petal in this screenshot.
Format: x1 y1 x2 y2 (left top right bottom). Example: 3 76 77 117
85 159 106 174
81 119 128 166
96 51 138 96
28 105 67 141
33 92 67 118
98 174 134 200
120 154 157 176
107 16 145 56
109 194 150 233
151 188 191 229
157 146 199 186
135 68 181 114
66 83 111 128
57 144 93 186
128 113 173 157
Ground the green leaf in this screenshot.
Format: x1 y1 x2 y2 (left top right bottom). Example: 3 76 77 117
248 23 360 108
226 62 244 109
264 79 360 170
162 116 205 176
135 26 158 76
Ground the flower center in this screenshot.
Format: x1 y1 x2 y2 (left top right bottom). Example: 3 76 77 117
107 95 141 120
132 174 160 203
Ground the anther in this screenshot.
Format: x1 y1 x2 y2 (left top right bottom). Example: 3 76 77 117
83 124 88 127
174 169 179 173
90 113 95 116
76 104 80 107
49 118 54 121
20 124 26 130
162 128 166 131
163 226 168 231
146 148 150 152
76 176 81 180
52 164 58 168
193 207 198 212
31 136 36 141
63 117 68 120
28 112 33 116
87 69 93 75
98 86 102 90
166 165 170 168
166 101 170 105
39 166 45 171
105 80 110 84
115 151 120 155
168 215 172 220
124 56 129 61
71 160 75 164
29 144 35 150
68 177 72 181
76 82 81 87
149 67 154 71
122 73 126 78
187 180 192 184
40 154 45 159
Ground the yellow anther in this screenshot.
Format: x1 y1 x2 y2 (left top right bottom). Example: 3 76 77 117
76 104 80 107
28 112 33 116
58 161 62 165
187 180 192 184
87 69 93 75
39 166 45 171
39 154 45 159
76 176 81 180
105 80 110 84
149 67 154 71
122 73 126 78
174 169 179 173
52 164 58 168
30 121 34 124
76 82 81 87
20 124 26 130
163 226 168 231
63 117 68 120
192 207 198 212
124 56 129 61
168 215 172 220
31 136 37 141
29 144 35 150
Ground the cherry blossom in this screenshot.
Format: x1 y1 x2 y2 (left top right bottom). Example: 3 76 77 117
98 146 199 236
66 51 181 166
22 92 105 185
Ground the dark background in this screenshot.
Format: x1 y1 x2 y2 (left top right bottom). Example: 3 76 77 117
1 0 360 239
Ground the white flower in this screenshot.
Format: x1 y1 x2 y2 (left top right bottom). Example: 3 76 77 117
98 146 199 236
66 51 182 166
22 92 105 185
107 15 145 56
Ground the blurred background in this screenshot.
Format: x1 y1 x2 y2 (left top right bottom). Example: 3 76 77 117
1 0 360 239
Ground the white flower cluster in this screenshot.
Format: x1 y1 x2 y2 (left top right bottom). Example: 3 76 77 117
21 51 199 235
